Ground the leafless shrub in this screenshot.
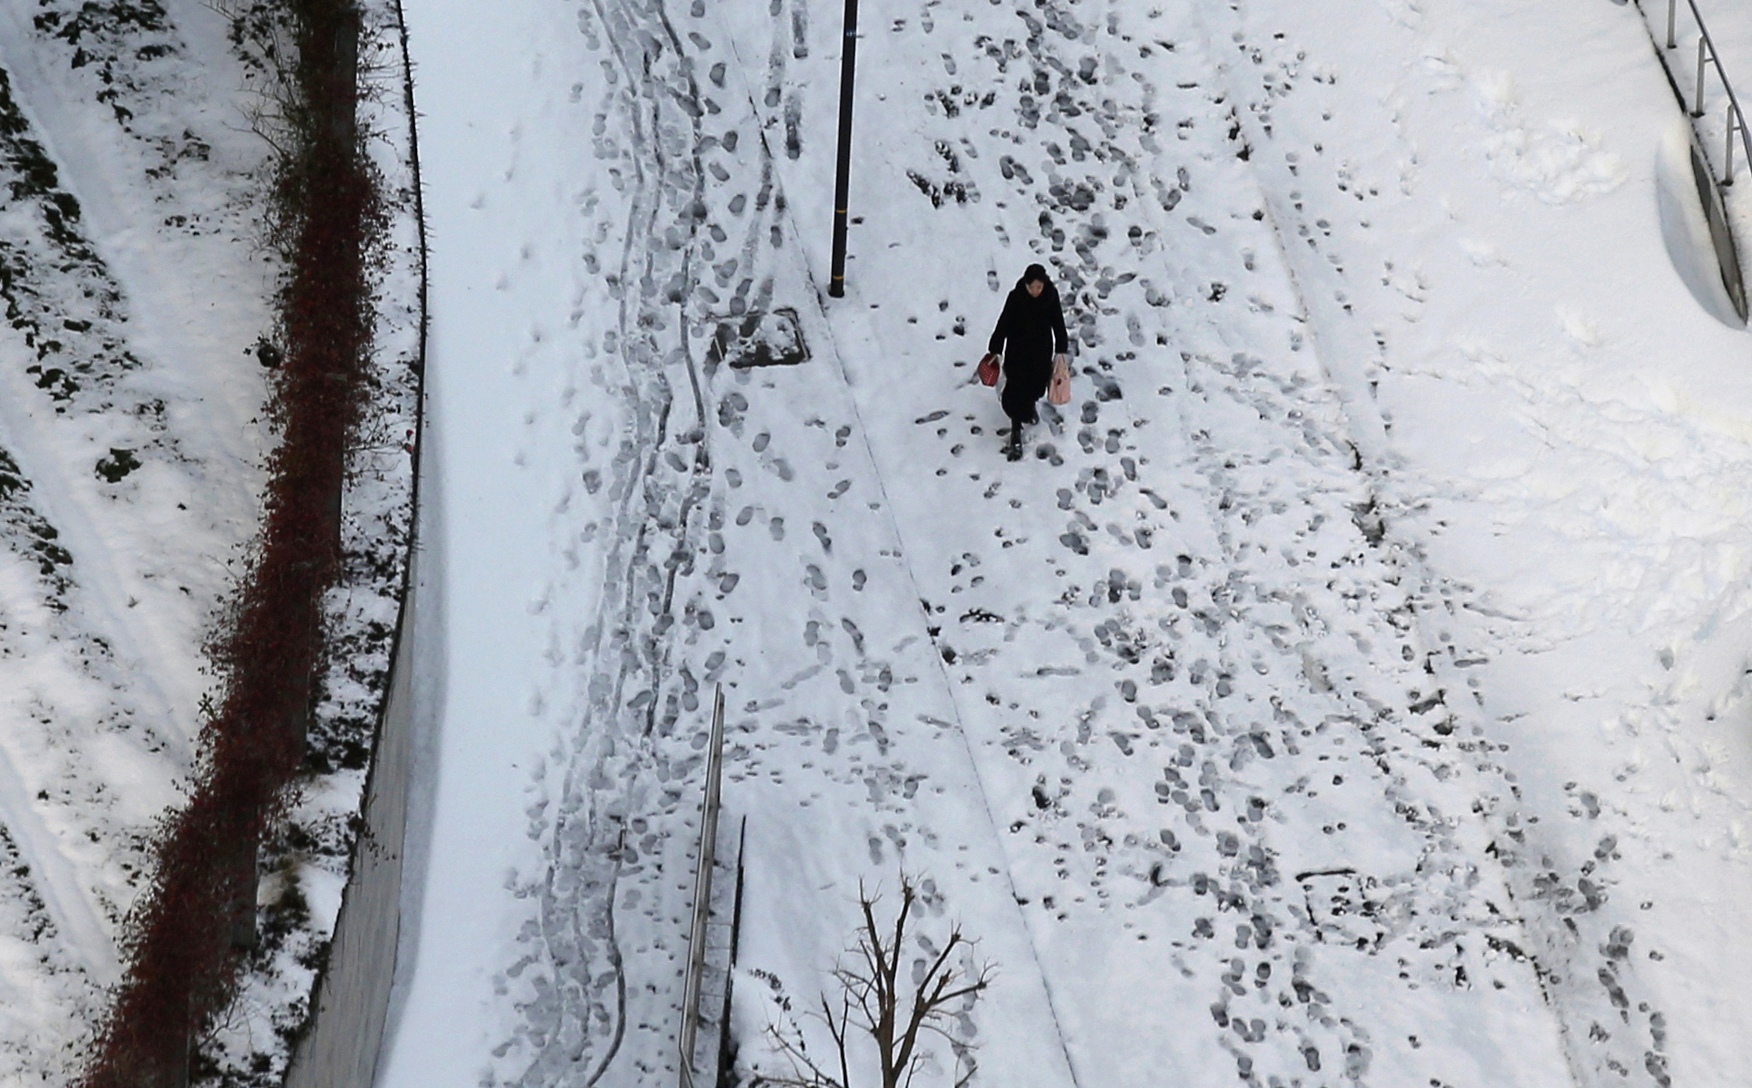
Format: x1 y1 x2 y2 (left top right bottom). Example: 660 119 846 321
760 875 992 1088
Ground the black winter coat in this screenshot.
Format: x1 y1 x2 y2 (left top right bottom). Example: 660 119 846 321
987 280 1069 420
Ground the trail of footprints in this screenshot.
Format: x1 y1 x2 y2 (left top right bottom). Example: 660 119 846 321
859 0 1673 1084
510 0 1003 1080
1210 5 1676 1085
503 0 768 1080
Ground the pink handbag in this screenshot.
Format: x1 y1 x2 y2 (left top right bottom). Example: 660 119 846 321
1047 355 1071 405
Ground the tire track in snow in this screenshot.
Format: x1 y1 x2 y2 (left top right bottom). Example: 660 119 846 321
0 55 192 759
0 1 274 1078
0 730 116 980
0 820 94 1085
0 0 280 785
0 39 233 1006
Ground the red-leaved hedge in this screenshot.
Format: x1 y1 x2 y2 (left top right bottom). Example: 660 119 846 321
81 3 373 1085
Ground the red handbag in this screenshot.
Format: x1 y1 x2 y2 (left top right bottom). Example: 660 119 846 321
977 352 1000 386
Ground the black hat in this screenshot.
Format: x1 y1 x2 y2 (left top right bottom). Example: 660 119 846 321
1023 263 1050 284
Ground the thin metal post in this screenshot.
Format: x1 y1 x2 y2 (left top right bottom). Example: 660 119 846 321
827 0 861 298
1667 0 1678 49
678 686 726 1088
1727 104 1742 185
1695 36 1710 117
713 819 748 1088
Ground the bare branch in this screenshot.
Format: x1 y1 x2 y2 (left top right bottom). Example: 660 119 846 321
765 1008 845 1088
765 872 993 1088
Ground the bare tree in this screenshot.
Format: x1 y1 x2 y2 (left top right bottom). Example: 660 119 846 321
763 875 993 1088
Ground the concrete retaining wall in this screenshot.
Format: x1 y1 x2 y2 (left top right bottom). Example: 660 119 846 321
283 574 419 1088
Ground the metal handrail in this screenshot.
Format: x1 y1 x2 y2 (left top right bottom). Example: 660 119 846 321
1657 0 1752 185
677 686 727 1088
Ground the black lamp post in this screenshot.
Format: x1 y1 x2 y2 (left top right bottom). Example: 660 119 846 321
828 0 860 298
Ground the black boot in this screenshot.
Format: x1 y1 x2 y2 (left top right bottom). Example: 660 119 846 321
1006 422 1023 461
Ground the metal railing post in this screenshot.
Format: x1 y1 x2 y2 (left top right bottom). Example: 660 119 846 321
1728 104 1743 185
1695 36 1710 117
1654 0 1752 183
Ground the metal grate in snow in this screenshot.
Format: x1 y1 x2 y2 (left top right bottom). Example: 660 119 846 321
708 308 810 369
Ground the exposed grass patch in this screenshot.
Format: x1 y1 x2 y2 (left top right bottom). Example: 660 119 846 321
94 449 140 483
0 65 139 409
0 445 76 607
33 0 176 128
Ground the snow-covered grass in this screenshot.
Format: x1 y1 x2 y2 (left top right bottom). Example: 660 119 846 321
0 0 278 1079
0 0 418 1083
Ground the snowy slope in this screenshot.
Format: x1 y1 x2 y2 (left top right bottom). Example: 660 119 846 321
0 2 277 1078
385 1 1752 1086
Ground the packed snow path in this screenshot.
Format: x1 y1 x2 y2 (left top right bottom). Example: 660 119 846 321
387 1 1752 1087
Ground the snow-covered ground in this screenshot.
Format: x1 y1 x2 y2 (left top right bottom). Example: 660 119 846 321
378 0 1752 1086
360 2 1752 1087
0 2 278 1077
4 0 1744 1083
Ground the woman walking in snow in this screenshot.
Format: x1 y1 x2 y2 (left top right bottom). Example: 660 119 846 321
981 263 1069 461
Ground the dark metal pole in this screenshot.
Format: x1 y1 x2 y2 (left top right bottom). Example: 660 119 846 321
828 0 860 298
